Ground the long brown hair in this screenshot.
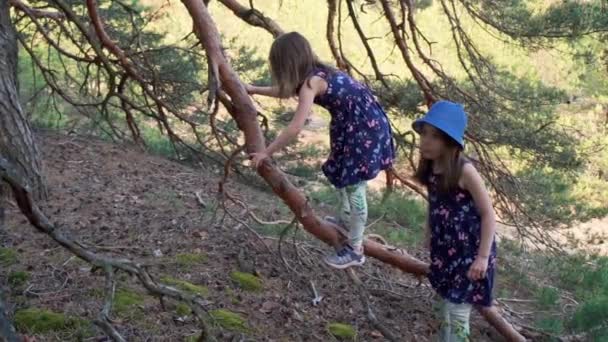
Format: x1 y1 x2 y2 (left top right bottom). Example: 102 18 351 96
414 130 465 193
269 32 333 97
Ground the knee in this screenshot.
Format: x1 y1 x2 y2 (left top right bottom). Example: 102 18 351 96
447 303 471 323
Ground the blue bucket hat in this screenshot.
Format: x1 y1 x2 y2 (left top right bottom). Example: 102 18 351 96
412 100 467 148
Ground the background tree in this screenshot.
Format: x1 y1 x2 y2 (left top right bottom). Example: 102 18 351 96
0 0 46 219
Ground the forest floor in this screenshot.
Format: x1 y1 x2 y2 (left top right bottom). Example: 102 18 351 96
0 130 537 341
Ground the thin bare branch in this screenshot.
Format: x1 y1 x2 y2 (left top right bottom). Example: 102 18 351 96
217 0 283 37
9 0 64 20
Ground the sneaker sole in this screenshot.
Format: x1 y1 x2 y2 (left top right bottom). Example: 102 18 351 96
324 257 366 269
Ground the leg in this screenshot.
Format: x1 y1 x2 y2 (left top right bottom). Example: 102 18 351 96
437 299 451 342
337 187 351 225
323 182 367 269
437 299 472 342
448 301 472 341
345 181 367 252
323 187 350 234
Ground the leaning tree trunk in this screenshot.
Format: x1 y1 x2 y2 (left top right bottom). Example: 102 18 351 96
0 1 45 339
0 0 46 206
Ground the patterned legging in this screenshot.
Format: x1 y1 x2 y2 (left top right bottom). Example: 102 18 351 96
436 299 471 342
336 181 368 248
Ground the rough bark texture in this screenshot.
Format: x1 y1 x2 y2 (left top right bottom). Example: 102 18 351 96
0 0 45 200
0 4 45 336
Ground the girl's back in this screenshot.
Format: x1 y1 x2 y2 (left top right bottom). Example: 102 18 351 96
308 67 394 188
311 68 377 111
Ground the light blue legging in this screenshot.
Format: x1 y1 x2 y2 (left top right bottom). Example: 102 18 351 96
436 299 472 342
336 181 368 248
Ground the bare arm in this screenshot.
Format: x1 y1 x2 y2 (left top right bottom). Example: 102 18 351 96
265 78 322 154
247 84 286 98
461 163 496 259
461 163 496 281
250 76 327 166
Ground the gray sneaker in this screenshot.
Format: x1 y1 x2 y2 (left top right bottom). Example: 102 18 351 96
324 245 365 269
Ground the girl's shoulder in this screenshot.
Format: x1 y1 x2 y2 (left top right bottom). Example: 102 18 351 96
458 158 484 193
310 65 338 82
460 158 476 175
460 158 478 177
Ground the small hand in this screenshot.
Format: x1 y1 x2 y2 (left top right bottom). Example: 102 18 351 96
245 84 254 95
249 151 270 169
467 256 489 281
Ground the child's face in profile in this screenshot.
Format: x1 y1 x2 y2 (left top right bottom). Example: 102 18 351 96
419 124 447 160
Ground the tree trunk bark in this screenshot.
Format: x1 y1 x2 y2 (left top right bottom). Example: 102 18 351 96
0 0 46 201
0 7 41 341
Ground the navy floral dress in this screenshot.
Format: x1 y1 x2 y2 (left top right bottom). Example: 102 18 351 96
427 172 497 307
310 67 395 188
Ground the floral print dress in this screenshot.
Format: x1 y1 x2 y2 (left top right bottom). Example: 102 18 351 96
427 173 497 307
311 67 395 188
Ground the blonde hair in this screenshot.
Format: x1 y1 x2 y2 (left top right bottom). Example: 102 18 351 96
269 32 332 97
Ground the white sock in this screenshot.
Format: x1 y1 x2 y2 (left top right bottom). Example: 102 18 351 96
352 245 364 255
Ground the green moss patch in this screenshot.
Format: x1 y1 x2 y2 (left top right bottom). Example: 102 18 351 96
175 253 207 267
114 289 144 314
161 276 209 296
209 309 249 333
328 322 357 340
230 271 263 292
8 271 29 288
14 308 89 334
0 247 17 266
176 303 191 316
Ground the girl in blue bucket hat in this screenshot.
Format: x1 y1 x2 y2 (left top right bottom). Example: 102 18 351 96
413 101 499 341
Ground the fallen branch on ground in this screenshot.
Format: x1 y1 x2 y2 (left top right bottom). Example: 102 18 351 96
0 156 212 341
